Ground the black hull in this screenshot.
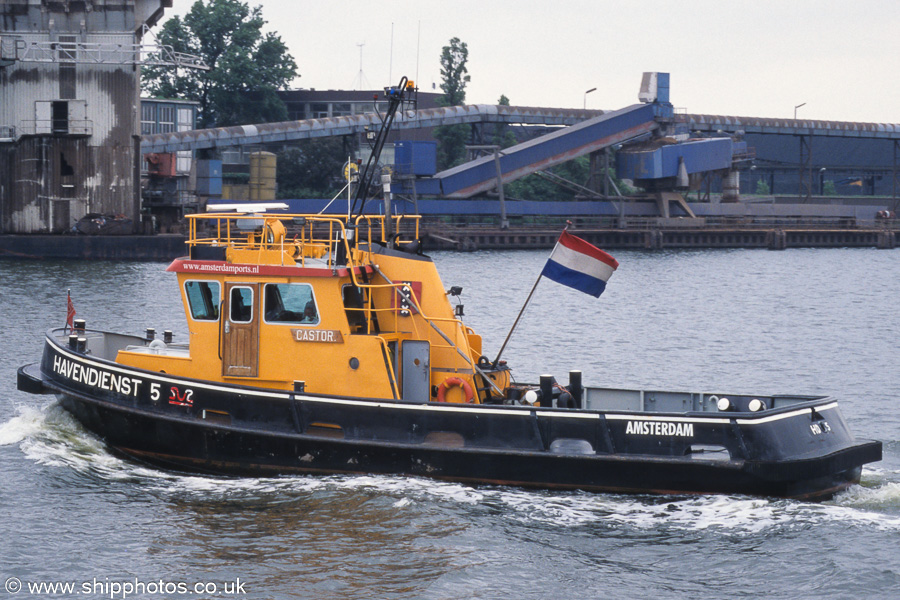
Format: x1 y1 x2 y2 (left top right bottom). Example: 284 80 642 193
56 393 871 500
19 336 882 501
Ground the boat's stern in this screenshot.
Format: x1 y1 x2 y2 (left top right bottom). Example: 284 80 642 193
16 363 50 395
733 400 881 499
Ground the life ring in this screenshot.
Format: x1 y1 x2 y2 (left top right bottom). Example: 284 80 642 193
437 377 475 403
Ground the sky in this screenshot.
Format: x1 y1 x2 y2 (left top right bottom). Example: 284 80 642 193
164 0 900 124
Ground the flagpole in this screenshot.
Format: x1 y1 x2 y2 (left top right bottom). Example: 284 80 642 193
492 222 571 368
491 271 543 368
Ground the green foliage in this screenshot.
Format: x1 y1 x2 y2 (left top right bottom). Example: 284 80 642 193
823 180 837 196
505 157 591 202
437 37 470 108
755 178 771 195
501 155 637 202
434 38 471 170
434 124 470 170
492 94 518 149
142 0 298 128
276 138 346 199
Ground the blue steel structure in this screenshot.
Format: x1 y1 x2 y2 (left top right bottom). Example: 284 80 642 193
407 103 665 198
615 138 737 180
393 141 437 176
237 198 620 218
140 71 900 205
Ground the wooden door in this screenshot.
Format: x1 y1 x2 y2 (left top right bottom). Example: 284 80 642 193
223 283 259 377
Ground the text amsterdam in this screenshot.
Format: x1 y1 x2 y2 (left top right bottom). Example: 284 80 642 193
625 420 694 437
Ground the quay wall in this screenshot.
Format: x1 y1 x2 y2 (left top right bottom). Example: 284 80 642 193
0 235 187 261
422 226 898 252
0 226 896 261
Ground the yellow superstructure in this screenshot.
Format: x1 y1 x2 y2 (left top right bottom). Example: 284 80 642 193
114 213 510 404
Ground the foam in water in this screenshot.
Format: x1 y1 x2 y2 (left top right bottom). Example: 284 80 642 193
0 404 48 446
5 401 900 535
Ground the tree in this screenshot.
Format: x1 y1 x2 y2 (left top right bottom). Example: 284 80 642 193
434 37 471 170
492 94 518 149
142 0 298 128
755 178 771 195
276 138 347 199
505 157 593 203
437 37 470 107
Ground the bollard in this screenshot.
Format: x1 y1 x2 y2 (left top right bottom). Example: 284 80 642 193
569 370 583 409
539 374 554 408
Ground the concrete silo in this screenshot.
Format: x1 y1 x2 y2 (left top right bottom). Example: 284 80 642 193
0 0 203 234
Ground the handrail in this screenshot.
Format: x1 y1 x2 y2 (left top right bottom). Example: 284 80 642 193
186 213 421 270
367 265 504 397
375 336 400 400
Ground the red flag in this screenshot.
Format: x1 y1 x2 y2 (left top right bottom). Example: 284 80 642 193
66 290 76 330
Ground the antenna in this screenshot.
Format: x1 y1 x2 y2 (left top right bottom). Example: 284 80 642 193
415 21 421 92
354 42 370 90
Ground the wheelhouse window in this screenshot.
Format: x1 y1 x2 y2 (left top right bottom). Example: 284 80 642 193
230 286 254 323
264 283 319 325
184 281 220 321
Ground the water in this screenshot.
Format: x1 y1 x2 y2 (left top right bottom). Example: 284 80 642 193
2 248 899 599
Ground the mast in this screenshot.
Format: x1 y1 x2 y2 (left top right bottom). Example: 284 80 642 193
349 76 411 226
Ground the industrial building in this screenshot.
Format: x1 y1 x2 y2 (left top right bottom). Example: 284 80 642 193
0 2 895 245
0 0 203 234
279 88 442 121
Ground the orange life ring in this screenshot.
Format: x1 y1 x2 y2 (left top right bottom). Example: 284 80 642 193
437 377 475 403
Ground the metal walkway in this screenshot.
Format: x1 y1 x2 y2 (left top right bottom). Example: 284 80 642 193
681 114 900 139
139 104 603 153
141 105 900 155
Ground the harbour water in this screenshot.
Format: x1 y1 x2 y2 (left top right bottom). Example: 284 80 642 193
1 248 899 599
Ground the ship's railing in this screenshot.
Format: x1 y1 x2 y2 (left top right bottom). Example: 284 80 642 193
353 215 420 247
346 264 503 398
185 213 420 269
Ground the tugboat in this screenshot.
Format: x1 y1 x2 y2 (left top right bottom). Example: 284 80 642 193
17 79 881 500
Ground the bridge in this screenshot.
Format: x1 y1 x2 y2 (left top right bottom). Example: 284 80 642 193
139 104 604 153
140 105 900 154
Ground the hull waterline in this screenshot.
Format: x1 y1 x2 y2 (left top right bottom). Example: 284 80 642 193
20 335 881 502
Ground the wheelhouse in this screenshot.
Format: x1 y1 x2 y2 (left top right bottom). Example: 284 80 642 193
114 212 509 403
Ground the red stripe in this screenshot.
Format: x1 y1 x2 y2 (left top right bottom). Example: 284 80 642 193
558 231 619 269
166 259 373 278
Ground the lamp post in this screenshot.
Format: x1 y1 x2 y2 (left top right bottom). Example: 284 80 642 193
584 87 597 110
749 164 757 194
794 102 806 120
819 167 827 195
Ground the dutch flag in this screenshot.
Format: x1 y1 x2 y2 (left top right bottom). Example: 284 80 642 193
541 230 619 297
